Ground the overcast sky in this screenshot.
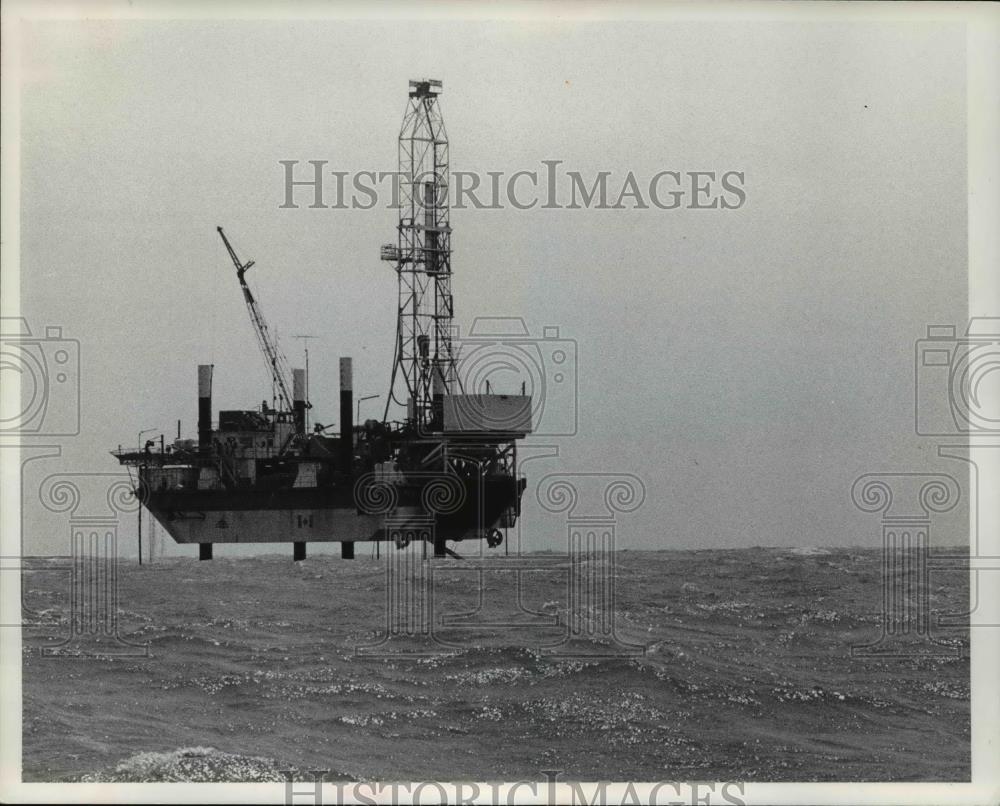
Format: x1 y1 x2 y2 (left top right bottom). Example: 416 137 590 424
14 16 969 556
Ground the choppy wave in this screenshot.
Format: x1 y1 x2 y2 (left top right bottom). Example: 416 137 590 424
79 747 295 782
23 547 970 782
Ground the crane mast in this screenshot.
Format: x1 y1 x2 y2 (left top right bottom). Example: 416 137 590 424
217 226 294 414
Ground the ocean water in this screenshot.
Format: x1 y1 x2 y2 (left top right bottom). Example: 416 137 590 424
21 547 969 782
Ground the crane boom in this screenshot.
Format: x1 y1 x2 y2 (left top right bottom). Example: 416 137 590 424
216 226 294 414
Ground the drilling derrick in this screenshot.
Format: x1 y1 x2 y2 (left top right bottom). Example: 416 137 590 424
382 78 460 430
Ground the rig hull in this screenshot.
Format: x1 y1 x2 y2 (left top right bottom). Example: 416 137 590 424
144 476 524 545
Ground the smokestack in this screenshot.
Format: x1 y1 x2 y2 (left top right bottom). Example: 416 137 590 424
198 364 214 449
339 357 353 478
432 366 445 431
292 368 306 434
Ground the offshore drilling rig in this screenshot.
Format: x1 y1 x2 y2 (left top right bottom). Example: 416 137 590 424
113 79 532 560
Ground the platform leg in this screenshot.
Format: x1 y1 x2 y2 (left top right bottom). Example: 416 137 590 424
433 536 447 558
199 543 213 561
293 541 306 561
341 541 355 560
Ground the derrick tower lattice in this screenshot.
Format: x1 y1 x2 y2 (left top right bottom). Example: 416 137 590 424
382 79 461 428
